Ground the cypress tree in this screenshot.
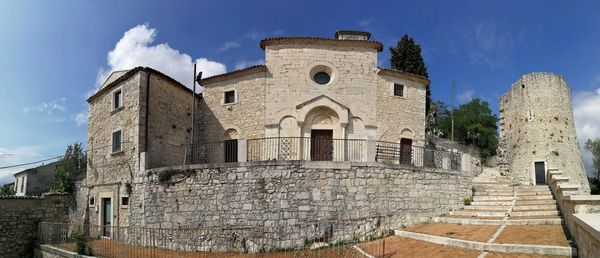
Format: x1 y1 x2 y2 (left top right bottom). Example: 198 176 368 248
390 35 431 114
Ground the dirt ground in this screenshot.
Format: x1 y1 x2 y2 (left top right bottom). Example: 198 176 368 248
485 252 566 258
493 225 571 246
359 236 481 258
403 223 500 242
56 240 362 258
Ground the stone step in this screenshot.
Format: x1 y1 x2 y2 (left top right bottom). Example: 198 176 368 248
515 200 557 205
435 216 563 225
473 196 513 201
450 210 509 217
516 195 553 200
471 201 513 206
464 205 511 211
510 210 560 216
512 204 558 211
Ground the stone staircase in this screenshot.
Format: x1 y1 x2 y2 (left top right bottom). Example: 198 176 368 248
390 167 578 257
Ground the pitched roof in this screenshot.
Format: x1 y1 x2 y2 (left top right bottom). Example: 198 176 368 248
260 37 383 52
87 67 190 103
199 65 267 85
377 68 430 87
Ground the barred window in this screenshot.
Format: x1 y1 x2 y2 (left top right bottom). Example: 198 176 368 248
394 84 404 97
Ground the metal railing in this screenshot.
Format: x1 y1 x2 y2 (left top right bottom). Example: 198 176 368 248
247 137 367 162
39 217 392 257
145 138 462 172
375 141 462 171
146 141 238 169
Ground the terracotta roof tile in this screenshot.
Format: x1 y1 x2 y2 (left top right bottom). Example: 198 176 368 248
87 67 190 103
377 68 430 87
200 65 267 85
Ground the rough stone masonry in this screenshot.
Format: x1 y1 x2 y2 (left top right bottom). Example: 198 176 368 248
126 162 472 252
497 72 591 193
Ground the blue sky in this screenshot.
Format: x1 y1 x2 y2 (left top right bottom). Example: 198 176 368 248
1 0 600 183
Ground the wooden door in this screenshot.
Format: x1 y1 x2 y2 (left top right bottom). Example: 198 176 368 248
399 138 413 165
311 130 333 161
102 198 112 237
535 162 546 185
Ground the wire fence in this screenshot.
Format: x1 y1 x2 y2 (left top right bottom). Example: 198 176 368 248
39 216 393 258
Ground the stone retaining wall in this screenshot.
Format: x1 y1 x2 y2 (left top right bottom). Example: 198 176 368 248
127 162 472 251
0 194 70 258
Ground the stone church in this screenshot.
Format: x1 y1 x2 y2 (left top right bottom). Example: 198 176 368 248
83 30 432 231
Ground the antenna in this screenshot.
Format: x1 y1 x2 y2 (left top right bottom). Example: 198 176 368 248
451 81 455 142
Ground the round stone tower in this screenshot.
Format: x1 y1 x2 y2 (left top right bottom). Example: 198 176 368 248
497 72 590 193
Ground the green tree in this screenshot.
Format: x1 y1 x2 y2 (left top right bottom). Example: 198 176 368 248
52 142 86 193
437 98 498 159
0 184 15 196
390 34 431 114
584 138 600 194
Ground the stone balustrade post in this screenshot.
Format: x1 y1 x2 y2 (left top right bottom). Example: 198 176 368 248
238 139 247 162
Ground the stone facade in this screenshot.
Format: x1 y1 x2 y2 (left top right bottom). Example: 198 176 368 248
82 31 434 233
126 162 471 251
497 72 590 193
85 67 195 230
0 194 70 258
199 31 428 144
13 161 59 196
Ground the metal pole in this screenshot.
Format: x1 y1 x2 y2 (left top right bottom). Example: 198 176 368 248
451 81 455 142
191 63 196 146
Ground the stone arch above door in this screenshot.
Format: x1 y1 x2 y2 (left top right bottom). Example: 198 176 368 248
224 128 239 140
295 95 349 128
401 128 414 139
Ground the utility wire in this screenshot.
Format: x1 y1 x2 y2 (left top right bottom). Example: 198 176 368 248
0 156 63 170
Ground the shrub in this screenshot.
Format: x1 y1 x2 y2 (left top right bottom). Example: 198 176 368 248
73 230 93 256
464 197 472 206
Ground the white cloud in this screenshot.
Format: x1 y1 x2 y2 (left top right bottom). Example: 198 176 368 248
574 88 600 177
458 89 475 104
94 24 227 93
23 97 66 115
234 59 264 70
0 146 43 185
75 111 87 127
245 31 262 40
220 41 240 51
359 18 373 27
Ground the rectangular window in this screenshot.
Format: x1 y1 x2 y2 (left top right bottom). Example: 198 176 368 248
394 83 404 97
121 196 129 206
224 90 235 104
113 89 123 109
112 130 122 153
89 196 95 206
20 177 24 193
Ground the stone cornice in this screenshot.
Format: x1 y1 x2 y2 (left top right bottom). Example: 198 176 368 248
260 37 383 52
200 65 267 86
377 68 430 87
